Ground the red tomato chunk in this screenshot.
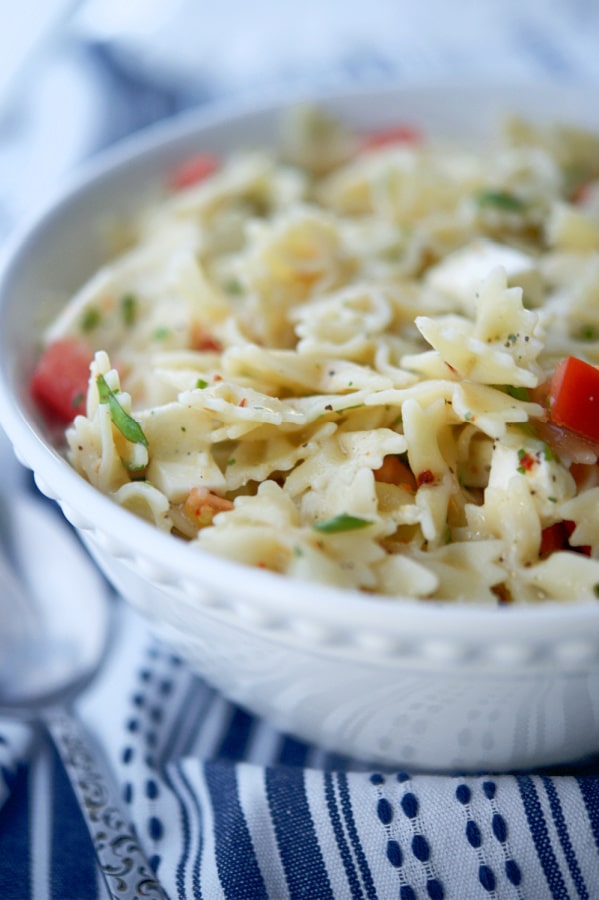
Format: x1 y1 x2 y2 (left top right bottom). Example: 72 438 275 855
30 337 93 423
168 154 219 190
549 356 599 444
360 125 422 151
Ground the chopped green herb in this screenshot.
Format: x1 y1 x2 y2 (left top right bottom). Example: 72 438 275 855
97 374 148 447
337 404 364 413
475 190 526 212
543 444 555 462
123 459 147 474
505 385 531 402
196 378 209 389
579 325 598 341
81 307 101 332
226 458 236 467
312 513 372 534
120 293 137 327
224 278 243 295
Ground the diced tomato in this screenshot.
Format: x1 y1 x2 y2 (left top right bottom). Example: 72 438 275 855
569 461 599 490
374 455 416 491
540 520 590 558
539 521 570 558
549 356 599 443
30 337 93 423
360 125 422 151
190 323 222 353
168 153 219 191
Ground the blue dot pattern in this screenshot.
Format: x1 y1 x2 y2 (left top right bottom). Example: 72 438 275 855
377 797 394 825
479 864 496 891
387 839 403 867
466 819 482 848
115 641 190 879
455 778 523 895
371 772 445 898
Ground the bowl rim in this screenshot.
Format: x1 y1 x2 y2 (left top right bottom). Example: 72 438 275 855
1 77 599 638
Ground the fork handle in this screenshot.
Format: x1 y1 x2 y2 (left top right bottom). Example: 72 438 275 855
45 708 168 900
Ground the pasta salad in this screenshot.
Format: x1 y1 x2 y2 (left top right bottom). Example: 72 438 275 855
30 104 599 604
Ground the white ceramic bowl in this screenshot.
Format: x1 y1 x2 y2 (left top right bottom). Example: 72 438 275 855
1 81 599 772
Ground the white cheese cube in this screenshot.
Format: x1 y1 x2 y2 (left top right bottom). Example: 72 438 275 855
425 239 543 312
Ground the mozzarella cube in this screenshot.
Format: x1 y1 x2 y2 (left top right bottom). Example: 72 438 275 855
426 239 543 312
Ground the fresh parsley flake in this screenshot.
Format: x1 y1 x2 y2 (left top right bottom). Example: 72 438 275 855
196 378 209 389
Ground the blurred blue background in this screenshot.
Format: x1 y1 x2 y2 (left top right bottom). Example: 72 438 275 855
1 0 598 240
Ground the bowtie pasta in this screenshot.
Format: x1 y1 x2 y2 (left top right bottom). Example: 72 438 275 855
31 105 599 604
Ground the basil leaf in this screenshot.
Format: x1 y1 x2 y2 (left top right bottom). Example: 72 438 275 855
312 513 372 534
97 374 148 447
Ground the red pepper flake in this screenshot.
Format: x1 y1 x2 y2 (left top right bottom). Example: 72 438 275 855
239 398 247 407
417 469 436 486
213 374 223 382
517 449 536 473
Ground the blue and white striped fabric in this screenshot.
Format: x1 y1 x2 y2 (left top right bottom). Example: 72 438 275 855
1 600 599 900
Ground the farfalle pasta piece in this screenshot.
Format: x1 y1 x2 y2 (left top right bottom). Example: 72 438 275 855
415 267 544 386
292 284 393 360
560 488 599 556
223 344 393 394
67 351 148 492
451 381 543 438
517 553 599 603
239 204 354 346
410 541 506 604
112 482 173 532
